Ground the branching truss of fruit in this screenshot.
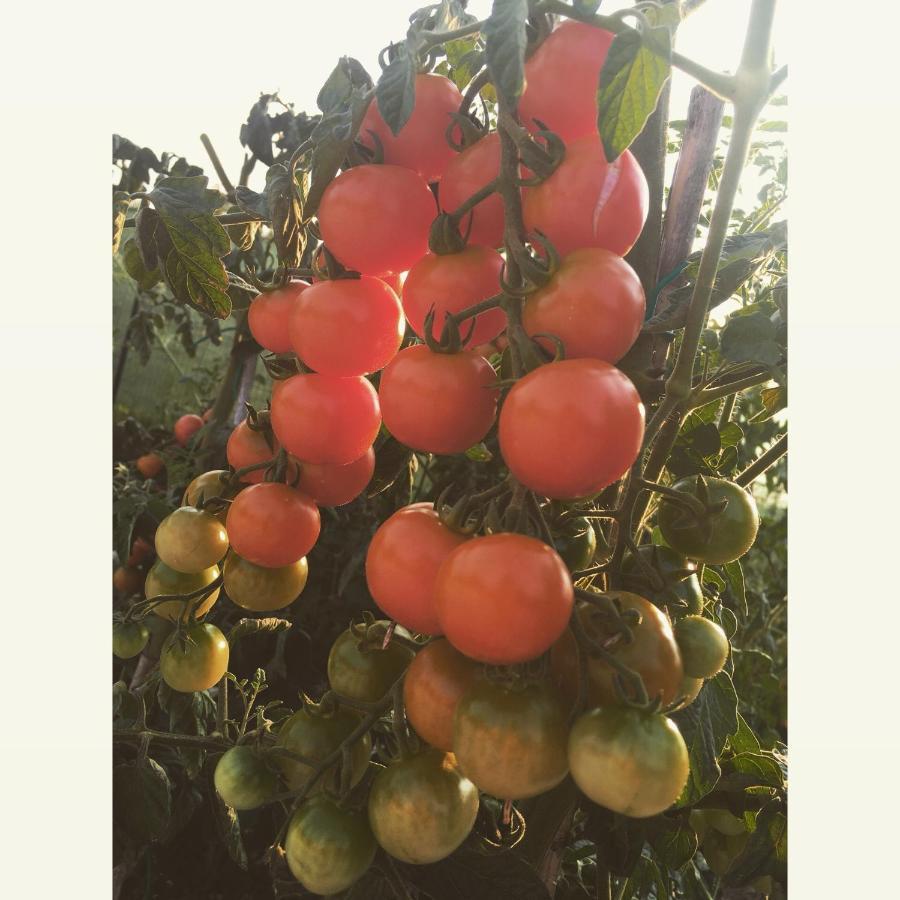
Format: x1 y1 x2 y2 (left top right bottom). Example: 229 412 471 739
113 0 787 895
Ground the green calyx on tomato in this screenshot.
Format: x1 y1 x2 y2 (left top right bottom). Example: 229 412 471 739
621 544 704 615
657 475 760 565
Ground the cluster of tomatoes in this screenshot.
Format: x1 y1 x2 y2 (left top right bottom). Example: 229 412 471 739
114 19 764 898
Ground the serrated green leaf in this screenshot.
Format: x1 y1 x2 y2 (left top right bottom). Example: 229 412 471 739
597 26 672 161
718 422 744 449
483 0 528 107
673 671 739 806
646 815 699 869
376 43 417 136
113 759 172 844
723 560 747 617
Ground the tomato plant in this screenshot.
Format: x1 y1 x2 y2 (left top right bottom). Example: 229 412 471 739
222 552 308 611
365 502 468 635
379 345 499 455
522 248 645 364
296 447 375 507
435 533 574 664
359 73 463 182
453 679 569 800
226 419 292 484
402 246 506 347
173 413 204 447
621 544 704 615
144 559 221 621
289 276 404 376
368 748 479 864
675 614 730 679
568 707 690 818
318 164 435 275
498 359 645 499
326 624 415 702
159 622 229 693
270 372 381 465
226 482 320 567
658 475 761 563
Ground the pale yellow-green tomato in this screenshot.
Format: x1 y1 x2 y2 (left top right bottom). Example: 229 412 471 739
223 553 308 611
155 506 229 573
145 559 220 622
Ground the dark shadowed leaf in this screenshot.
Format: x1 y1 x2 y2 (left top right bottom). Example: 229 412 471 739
597 26 672 161
376 43 417 136
483 0 528 107
583 804 646 876
645 814 699 869
750 384 786 423
722 801 787 886
721 312 781 366
122 239 161 291
319 57 373 113
673 671 739 806
723 560 747 617
396 848 551 899
240 95 276 165
208 778 248 870
113 759 172 844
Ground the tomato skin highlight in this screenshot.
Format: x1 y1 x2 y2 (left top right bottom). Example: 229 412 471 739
435 533 573 665
368 748 480 864
454 679 569 800
285 795 377 895
499 359 645 500
551 594 684 710
658 476 760 564
145 560 221 622
402 246 506 348
174 413 204 447
289 276 405 376
523 248 645 364
297 447 375 507
523 135 649 257
403 639 478 752
226 483 320 567
379 345 499 455
327 626 415 702
223 553 308 611
271 373 382 466
247 281 309 354
359 73 463 183
275 707 372 793
568 707 689 818
318 164 436 276
519 21 615 143
439 132 504 249
159 622 229 693
366 502 469 635
214 746 279 811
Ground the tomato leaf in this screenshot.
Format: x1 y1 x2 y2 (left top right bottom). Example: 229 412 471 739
240 95 277 166
672 671 739 806
376 42 417 136
597 25 672 162
207 774 248 870
396 848 551 899
750 384 786 423
113 681 145 730
620 854 669 900
227 617 292 646
583 804 646 876
122 239 161 291
483 0 528 107
113 759 173 844
318 57 373 114
722 560 747 617
720 312 781 366
722 800 787 887
645 813 699 870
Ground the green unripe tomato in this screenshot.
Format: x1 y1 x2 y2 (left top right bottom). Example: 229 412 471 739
675 615 729 679
285 795 376 895
112 622 150 659
553 516 597 572
214 746 279 811
327 625 415 703
658 476 759 564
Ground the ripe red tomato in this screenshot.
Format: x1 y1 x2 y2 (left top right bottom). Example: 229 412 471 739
402 246 506 348
379 345 499 455
226 482 320 567
226 420 293 484
359 73 463 183
327 626 415 702
519 21 615 143
499 359 645 499
317 164 436 276
127 536 154 567
522 248 645 364
523 134 648 257
247 281 310 354
135 453 164 479
435 533 573 664
453 678 569 800
174 414 204 447
439 132 504 248
113 565 143 596
403 639 478 751
297 448 375 507
289 276 404 376
366 503 468 635
271 373 381 465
